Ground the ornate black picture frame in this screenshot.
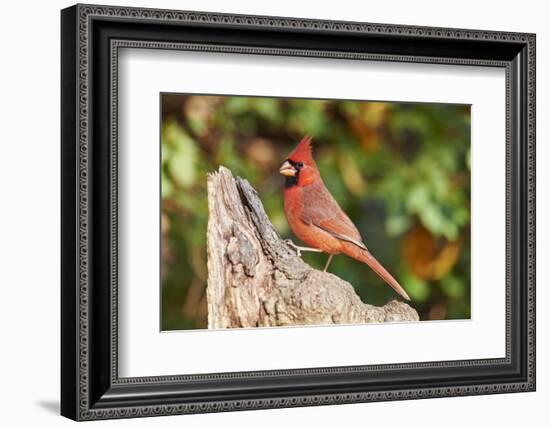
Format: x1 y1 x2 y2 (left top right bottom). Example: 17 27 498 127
61 3 536 421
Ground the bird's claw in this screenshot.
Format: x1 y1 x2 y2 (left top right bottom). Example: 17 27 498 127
284 239 302 257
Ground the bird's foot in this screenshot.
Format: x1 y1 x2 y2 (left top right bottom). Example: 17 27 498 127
284 240 323 257
284 239 302 256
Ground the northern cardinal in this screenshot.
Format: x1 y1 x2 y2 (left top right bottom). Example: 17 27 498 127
279 135 411 301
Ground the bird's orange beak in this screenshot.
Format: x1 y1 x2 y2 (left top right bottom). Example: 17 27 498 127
279 161 296 177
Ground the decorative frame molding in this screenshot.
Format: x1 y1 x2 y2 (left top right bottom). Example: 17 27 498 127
61 3 535 421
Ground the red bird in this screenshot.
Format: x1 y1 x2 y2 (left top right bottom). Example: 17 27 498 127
279 135 411 301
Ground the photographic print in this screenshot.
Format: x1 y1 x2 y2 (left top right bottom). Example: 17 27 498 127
61 6 535 419
160 94 471 331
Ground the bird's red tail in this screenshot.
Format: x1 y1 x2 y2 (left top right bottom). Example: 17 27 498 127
345 245 411 301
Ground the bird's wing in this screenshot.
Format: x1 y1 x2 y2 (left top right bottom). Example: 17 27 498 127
299 182 368 250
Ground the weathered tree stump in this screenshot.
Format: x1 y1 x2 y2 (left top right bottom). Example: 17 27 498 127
206 166 418 329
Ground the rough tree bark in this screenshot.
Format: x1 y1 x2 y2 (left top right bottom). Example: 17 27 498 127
206 166 419 329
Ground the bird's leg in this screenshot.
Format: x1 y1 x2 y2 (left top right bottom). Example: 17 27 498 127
323 254 334 272
284 239 323 257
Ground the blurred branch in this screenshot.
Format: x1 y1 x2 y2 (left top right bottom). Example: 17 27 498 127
206 166 418 328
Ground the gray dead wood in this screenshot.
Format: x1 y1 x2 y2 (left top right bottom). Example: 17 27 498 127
206 166 419 329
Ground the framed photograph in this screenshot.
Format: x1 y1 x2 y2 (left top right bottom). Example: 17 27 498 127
61 3 536 421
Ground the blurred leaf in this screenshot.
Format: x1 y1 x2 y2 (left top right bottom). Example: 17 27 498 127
402 270 431 302
254 98 283 124
288 100 329 135
161 169 173 198
163 120 199 188
440 275 466 299
187 116 206 136
386 214 412 236
337 151 366 195
225 96 250 114
402 224 462 281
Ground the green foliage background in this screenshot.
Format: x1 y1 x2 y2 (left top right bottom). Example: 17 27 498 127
161 94 471 330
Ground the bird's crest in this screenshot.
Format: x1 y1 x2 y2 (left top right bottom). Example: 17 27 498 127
288 135 314 164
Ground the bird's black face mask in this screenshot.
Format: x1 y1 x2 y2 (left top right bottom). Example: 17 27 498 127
280 159 303 188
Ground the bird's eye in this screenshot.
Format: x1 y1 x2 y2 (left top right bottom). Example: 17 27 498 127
297 161 304 168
